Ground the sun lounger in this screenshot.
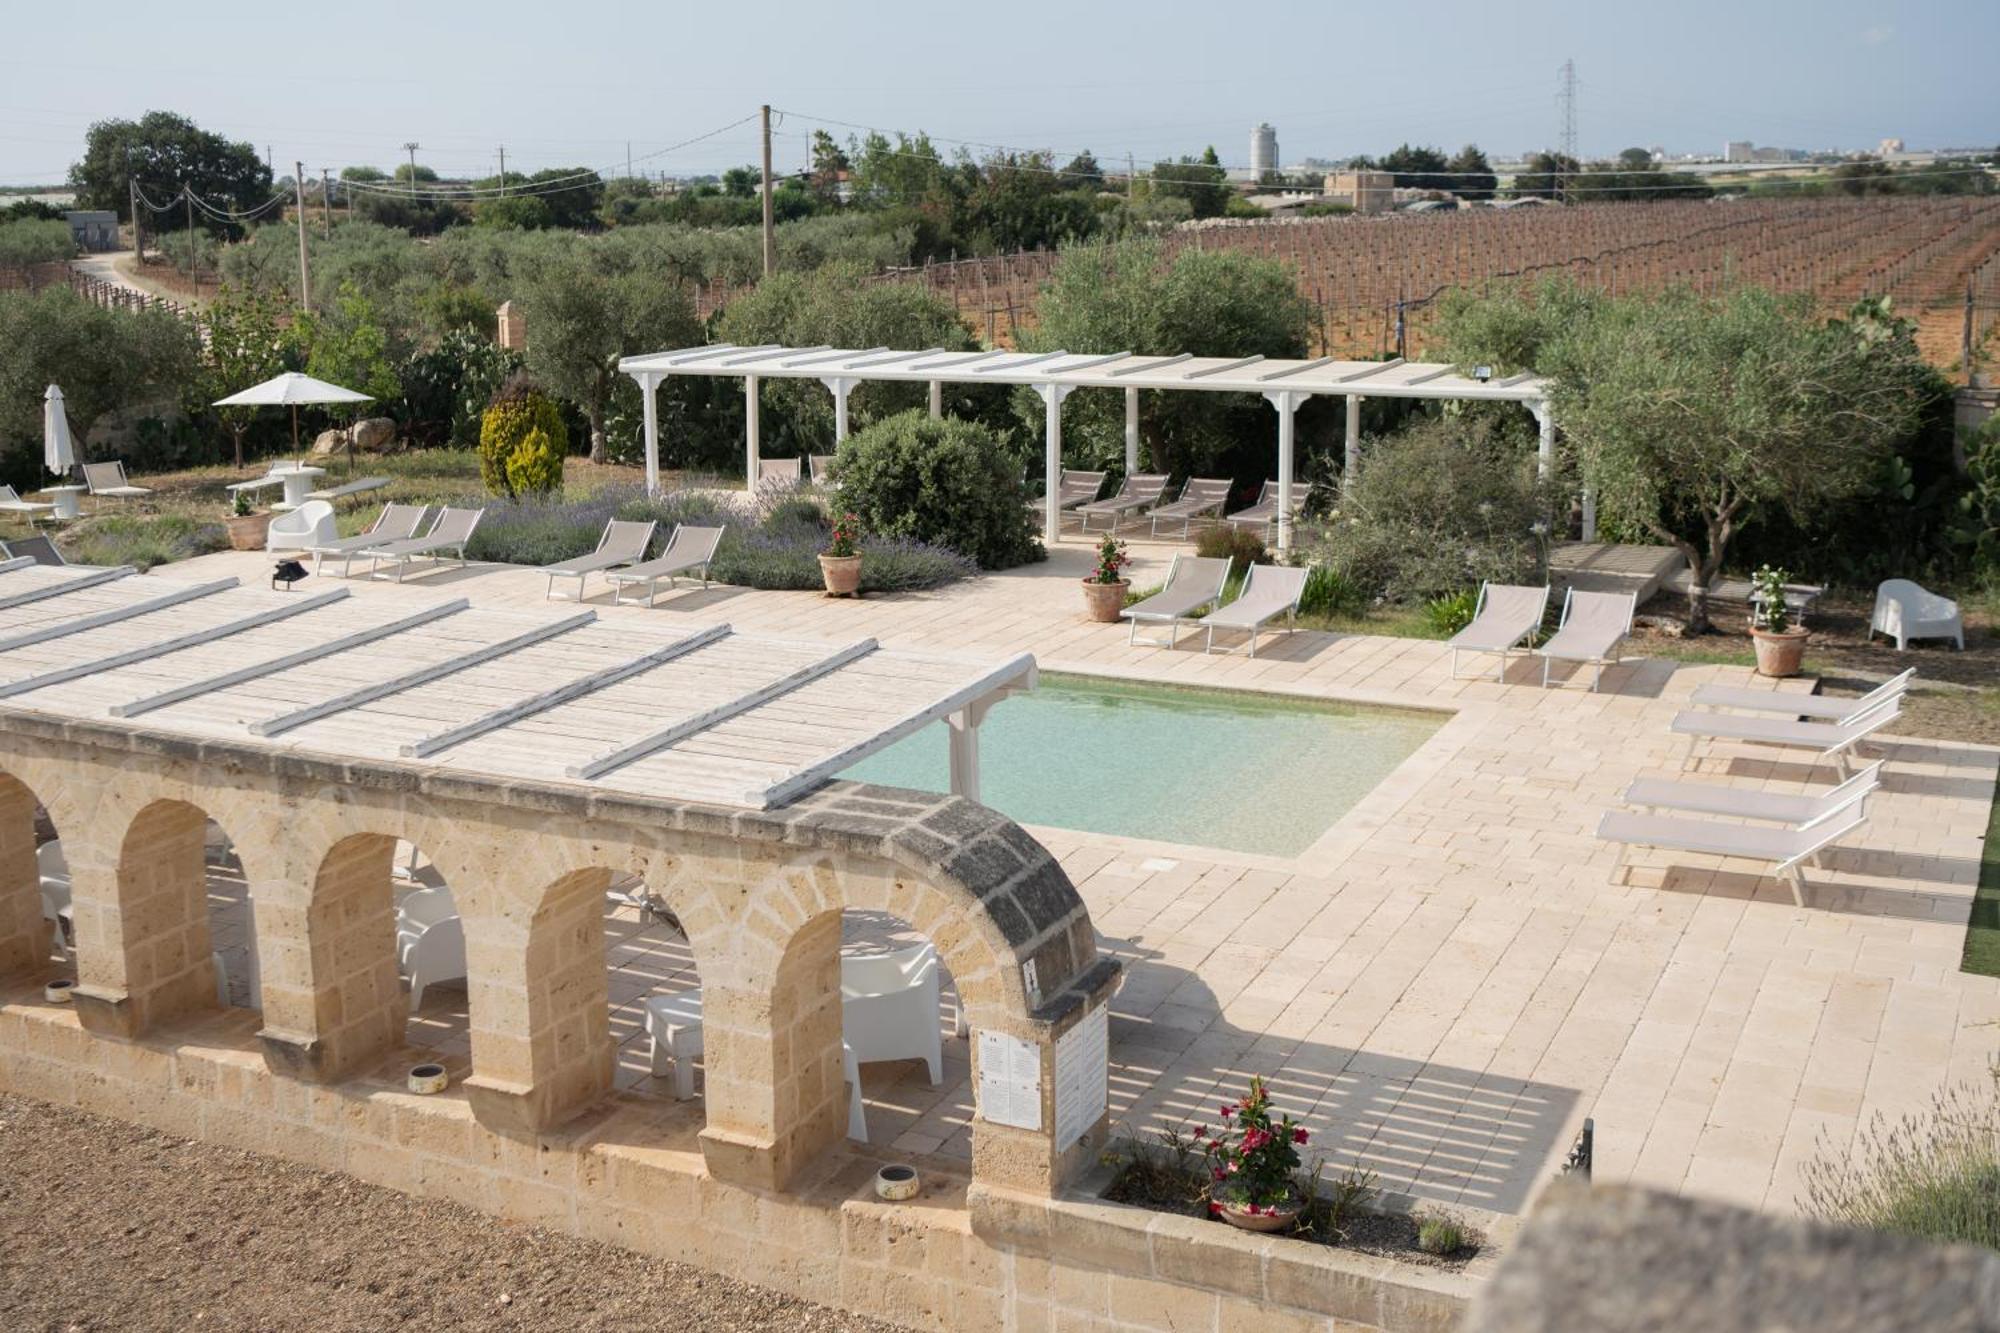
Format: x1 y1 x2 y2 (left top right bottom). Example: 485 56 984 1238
1537 588 1636 690
1 535 67 567
0 486 54 522
82 461 152 504
1448 582 1551 681
366 506 484 582
1225 481 1314 537
1621 761 1883 829
1042 468 1108 517
1076 473 1169 533
756 458 803 497
1595 796 1869 907
1689 669 1914 723
1121 554 1232 648
1670 696 1901 778
607 525 726 607
544 519 657 602
306 503 430 576
809 454 838 489
1202 563 1308 657
306 475 392 503
1149 478 1233 538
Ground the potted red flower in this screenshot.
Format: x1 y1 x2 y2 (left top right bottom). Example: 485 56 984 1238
1081 534 1130 623
819 511 863 597
1198 1075 1310 1232
1749 564 1808 678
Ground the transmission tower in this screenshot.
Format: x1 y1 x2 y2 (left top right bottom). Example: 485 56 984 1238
1557 58 1578 203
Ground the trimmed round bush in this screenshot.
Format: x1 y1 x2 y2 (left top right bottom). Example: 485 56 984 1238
478 375 567 498
504 425 564 497
834 411 1042 570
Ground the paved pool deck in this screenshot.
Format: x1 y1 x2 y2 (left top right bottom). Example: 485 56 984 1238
164 537 1999 1220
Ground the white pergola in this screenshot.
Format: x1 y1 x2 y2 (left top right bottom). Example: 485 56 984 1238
619 345 1557 550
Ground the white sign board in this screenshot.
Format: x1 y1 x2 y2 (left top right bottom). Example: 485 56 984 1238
1054 1005 1110 1152
976 1030 1042 1131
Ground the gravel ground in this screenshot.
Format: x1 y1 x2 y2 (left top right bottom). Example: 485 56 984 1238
0 1093 907 1333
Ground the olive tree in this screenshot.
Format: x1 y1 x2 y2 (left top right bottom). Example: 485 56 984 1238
0 286 199 461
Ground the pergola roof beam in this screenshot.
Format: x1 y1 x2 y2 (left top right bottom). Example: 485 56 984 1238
1109 353 1191 377
846 347 945 369
975 350 1068 373
910 349 1007 372
1185 355 1265 379
0 578 238 654
724 345 828 368
0 566 134 611
1258 356 1336 382
1336 358 1406 383
783 346 888 369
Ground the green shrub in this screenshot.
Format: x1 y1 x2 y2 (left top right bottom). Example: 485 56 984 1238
477 375 568 498
61 515 227 571
1415 1213 1471 1256
1298 414 1545 605
836 410 1043 570
1423 588 1478 636
504 425 564 497
1297 565 1365 618
0 218 77 267
1193 523 1268 569
1802 1068 2000 1251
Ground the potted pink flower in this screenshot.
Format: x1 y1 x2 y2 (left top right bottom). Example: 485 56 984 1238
1198 1075 1310 1232
819 511 863 597
1081 534 1130 623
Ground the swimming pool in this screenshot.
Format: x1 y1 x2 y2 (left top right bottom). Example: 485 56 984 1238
841 674 1442 856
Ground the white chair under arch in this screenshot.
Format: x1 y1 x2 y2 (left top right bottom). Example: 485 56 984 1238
38 840 71 958
401 913 465 1013
266 500 337 552
395 885 458 970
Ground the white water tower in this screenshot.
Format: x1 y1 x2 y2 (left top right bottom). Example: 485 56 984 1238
1250 123 1279 177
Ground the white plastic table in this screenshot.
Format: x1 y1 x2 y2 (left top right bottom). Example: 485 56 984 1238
229 464 326 512
35 485 85 521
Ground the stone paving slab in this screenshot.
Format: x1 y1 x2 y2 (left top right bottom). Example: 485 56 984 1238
159 542 2000 1218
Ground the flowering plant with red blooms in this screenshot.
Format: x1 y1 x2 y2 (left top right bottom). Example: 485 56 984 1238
1089 534 1130 585
826 512 862 558
1197 1074 1308 1215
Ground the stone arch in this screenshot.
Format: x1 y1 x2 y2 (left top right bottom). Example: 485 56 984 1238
0 768 60 983
108 797 244 1033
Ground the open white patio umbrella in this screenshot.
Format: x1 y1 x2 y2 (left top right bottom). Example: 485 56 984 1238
212 370 373 465
43 384 75 479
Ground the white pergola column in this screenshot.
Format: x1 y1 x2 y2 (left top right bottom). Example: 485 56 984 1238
1263 389 1310 552
1035 383 1073 545
1123 387 1140 476
928 380 942 419
1581 489 1598 543
744 374 762 492
821 376 856 444
639 372 660 496
945 679 1031 805
1343 394 1361 490
1530 398 1554 480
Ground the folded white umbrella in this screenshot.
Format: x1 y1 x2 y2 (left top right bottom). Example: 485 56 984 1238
213 371 373 463
43 384 75 478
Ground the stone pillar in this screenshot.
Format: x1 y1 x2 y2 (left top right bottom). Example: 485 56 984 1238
74 800 214 1039
968 964 1120 1199
463 866 615 1134
0 774 47 980
496 301 525 351
259 833 405 1083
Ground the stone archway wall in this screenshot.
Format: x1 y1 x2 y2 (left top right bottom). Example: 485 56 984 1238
0 708 1117 1199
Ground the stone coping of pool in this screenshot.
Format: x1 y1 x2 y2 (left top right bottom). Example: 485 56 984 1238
1 988 1508 1333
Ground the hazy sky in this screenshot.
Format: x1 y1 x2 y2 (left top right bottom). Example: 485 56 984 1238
3 0 1993 184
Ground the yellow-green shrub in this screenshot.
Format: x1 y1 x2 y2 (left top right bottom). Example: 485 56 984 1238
477 377 567 497
505 425 564 498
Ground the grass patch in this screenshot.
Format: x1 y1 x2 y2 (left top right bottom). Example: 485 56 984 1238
1961 778 2000 978
58 514 227 570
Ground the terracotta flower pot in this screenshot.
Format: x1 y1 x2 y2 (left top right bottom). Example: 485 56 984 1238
819 553 862 597
1751 625 1809 678
226 511 274 551
1081 578 1129 623
1214 1192 1304 1233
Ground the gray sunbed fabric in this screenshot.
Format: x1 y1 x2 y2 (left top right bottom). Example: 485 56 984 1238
1077 474 1169 531
1448 583 1551 680
608 525 727 606
1202 564 1308 657
308 503 430 575
1537 589 1636 689
1622 761 1882 828
545 520 658 600
1596 799 1868 906
365 506 484 581
1150 478 1233 536
1121 555 1232 648
1689 669 1914 721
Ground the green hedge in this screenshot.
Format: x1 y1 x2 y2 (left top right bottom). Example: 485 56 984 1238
834 411 1042 570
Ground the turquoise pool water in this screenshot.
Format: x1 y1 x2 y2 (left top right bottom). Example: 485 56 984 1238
841 674 1442 856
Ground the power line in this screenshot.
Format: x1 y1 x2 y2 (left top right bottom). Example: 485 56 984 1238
340 113 760 199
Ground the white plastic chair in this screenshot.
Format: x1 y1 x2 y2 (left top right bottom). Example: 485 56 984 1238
210 899 261 1009
402 914 466 1012
842 942 944 1086
643 988 705 1100
394 885 458 969
1870 578 1963 651
38 840 70 953
266 500 336 552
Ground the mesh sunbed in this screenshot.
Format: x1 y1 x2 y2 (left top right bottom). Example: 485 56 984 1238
82 461 152 502
1120 554 1232 648
365 506 484 582
1448 582 1551 681
1 535 67 567
0 486 53 519
809 455 838 488
307 503 430 576
1149 478 1233 538
756 458 803 497
1596 797 1869 907
607 525 727 607
1670 697 1901 778
1225 481 1314 536
544 519 657 602
1050 469 1107 511
1622 761 1883 830
1689 669 1914 723
1202 563 1308 658
1076 474 1169 533
1536 588 1636 690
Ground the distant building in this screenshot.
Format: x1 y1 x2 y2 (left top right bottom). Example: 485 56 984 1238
63 210 117 253
1250 123 1279 177
1724 141 1754 163
1322 170 1393 215
1879 137 1905 156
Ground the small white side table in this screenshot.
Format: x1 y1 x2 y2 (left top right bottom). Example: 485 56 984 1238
36 485 86 521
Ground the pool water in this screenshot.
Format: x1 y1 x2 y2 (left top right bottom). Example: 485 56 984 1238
841 674 1442 856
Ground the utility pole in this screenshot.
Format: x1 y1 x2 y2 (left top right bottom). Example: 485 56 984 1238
402 141 421 187
1127 152 1136 202
760 104 776 277
1557 58 1578 203
184 188 194 273
497 145 506 191
293 162 312 314
128 172 143 261
626 140 633 179
321 168 333 233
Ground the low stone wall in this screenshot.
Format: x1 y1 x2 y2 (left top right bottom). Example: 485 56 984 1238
0 986 1492 1332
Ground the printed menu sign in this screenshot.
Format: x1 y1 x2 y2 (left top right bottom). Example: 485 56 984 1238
1054 1006 1109 1151
976 1030 1042 1131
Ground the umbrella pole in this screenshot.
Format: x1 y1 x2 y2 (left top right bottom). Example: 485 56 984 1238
291 405 300 466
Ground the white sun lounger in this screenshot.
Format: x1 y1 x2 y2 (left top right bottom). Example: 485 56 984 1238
1225 480 1314 538
1044 468 1107 517
1149 478 1233 538
808 454 838 489
1621 761 1883 829
544 519 657 602
1077 474 1169 533
1202 563 1308 657
1689 669 1915 723
756 458 803 497
1671 696 1901 778
306 503 430 576
607 525 727 606
1449 582 1551 681
1121 554 1232 648
0 486 54 522
366 506 484 582
1595 796 1869 907
1537 588 1636 690
82 461 152 504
